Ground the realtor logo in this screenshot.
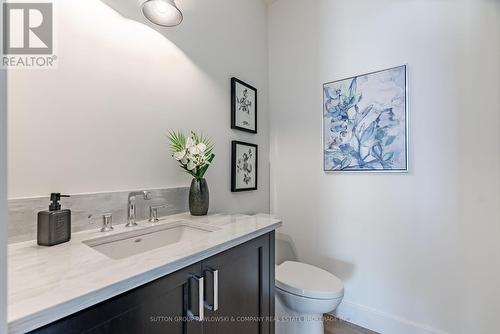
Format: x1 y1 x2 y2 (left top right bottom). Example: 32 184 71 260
2 1 56 68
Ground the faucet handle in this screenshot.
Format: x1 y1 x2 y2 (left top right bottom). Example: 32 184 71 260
149 204 168 223
101 213 114 232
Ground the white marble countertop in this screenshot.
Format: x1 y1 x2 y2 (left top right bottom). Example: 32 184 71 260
8 212 282 334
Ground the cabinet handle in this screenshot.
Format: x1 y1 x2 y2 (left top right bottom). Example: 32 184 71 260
204 269 219 311
188 276 204 321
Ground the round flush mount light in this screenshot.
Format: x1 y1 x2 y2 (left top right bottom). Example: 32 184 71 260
142 0 183 27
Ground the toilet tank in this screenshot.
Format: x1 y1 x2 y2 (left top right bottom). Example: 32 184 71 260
275 233 298 265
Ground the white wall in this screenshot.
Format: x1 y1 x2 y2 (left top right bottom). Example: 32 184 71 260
498 1 500 238
0 1 7 325
7 0 270 214
269 1 500 334
0 68 7 333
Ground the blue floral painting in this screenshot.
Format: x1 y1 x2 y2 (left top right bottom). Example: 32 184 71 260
323 65 408 171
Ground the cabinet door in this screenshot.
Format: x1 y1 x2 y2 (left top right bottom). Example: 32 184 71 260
31 263 204 334
202 232 275 334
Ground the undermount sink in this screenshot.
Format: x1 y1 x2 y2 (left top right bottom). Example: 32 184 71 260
83 221 219 260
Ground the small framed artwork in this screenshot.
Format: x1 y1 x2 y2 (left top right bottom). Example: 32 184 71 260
231 77 257 133
323 65 408 172
231 141 258 192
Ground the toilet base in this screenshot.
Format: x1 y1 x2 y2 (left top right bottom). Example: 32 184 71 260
275 296 325 334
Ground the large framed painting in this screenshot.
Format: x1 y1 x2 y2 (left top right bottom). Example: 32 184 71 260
231 77 257 134
323 65 408 172
231 141 258 192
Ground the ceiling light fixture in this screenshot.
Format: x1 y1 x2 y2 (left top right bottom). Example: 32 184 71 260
142 0 183 27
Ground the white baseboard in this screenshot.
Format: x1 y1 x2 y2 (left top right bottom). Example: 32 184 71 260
331 300 450 334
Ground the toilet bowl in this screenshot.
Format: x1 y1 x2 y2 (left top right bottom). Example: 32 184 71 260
275 261 344 334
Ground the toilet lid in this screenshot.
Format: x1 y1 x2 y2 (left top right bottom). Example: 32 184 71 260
276 261 344 300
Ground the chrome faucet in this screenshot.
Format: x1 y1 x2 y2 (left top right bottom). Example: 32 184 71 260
126 191 152 227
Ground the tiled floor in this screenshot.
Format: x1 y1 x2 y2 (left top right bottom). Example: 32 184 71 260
324 315 379 334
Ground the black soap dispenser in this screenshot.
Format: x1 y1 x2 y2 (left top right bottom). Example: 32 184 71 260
37 193 72 246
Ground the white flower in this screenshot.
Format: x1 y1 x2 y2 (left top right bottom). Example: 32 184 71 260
173 149 186 161
189 145 200 155
187 161 196 171
186 137 195 149
197 143 207 153
168 130 214 178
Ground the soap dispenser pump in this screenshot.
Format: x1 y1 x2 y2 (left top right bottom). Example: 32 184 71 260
37 193 72 246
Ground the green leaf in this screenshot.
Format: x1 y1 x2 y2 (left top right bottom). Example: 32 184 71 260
167 130 186 153
168 129 216 180
196 153 215 179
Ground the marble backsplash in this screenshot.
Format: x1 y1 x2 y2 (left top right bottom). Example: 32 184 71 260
8 187 189 244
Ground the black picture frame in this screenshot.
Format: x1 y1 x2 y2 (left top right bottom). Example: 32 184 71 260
231 77 257 134
231 141 258 192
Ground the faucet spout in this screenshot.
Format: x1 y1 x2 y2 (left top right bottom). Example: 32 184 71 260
126 191 152 227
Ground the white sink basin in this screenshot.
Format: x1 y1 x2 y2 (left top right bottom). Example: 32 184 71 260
83 220 219 260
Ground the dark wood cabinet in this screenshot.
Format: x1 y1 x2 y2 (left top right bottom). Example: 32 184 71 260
33 263 203 334
32 232 275 334
202 233 273 334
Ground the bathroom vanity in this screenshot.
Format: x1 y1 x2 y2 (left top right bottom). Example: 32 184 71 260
8 213 281 334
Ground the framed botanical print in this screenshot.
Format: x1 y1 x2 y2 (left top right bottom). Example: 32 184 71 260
231 77 257 133
231 141 258 192
323 65 408 172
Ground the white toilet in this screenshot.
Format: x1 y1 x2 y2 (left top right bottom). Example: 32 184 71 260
275 261 344 334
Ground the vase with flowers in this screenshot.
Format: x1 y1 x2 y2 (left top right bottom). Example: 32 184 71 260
168 130 215 216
